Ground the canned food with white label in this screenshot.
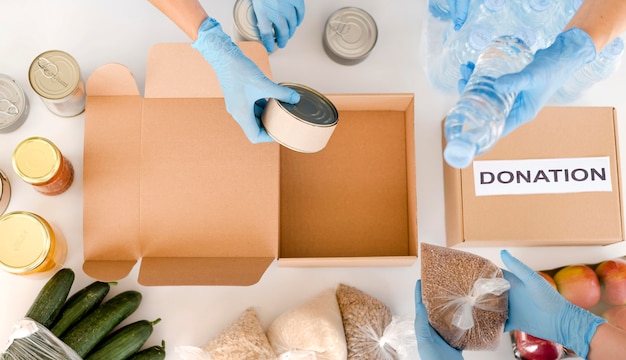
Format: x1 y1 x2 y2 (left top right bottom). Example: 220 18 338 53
28 50 86 117
262 83 338 153
323 7 378 65
0 74 29 133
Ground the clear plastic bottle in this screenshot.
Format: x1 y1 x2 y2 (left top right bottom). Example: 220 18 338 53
430 24 495 93
552 37 625 103
464 0 509 28
443 36 533 169
510 0 563 49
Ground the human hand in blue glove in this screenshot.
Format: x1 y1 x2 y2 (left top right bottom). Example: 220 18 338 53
251 0 305 52
414 280 463 360
500 250 606 359
192 17 300 143
494 28 595 136
429 0 470 30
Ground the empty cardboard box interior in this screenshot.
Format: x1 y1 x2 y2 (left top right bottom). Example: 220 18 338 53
443 106 624 247
83 42 417 286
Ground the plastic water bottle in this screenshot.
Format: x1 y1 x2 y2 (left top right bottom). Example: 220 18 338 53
510 0 564 49
464 0 509 28
552 37 625 103
443 36 533 169
430 24 495 93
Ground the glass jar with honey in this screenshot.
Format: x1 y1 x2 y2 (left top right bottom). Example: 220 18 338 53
0 211 67 278
12 136 74 195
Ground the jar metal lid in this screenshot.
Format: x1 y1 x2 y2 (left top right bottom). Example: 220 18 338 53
29 50 81 100
277 83 338 126
0 170 10 216
13 137 62 184
233 0 260 41
0 74 28 132
0 211 52 274
324 7 378 64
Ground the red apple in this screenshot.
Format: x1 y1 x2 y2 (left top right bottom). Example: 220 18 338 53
602 305 626 330
595 258 626 305
538 271 557 290
553 264 601 309
514 330 563 360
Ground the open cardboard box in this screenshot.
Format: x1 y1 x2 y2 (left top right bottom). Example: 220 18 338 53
83 42 417 286
443 106 624 247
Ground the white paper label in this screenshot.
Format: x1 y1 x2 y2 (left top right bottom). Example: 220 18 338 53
473 157 612 196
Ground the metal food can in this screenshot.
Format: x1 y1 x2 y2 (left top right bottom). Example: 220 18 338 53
323 7 378 65
233 0 277 51
28 50 86 117
0 170 10 216
0 211 67 278
262 83 338 153
0 74 29 133
12 137 74 196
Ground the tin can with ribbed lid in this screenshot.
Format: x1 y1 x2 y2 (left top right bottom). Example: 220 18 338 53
0 170 10 216
323 7 378 65
262 83 338 153
0 74 29 133
28 50 86 117
0 211 67 278
12 137 74 195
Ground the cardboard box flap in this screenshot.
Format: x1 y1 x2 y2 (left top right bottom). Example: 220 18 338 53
84 42 279 286
144 42 272 99
83 63 143 281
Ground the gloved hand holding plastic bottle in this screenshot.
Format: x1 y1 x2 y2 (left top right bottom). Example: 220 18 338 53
192 17 300 143
251 0 304 52
414 279 464 360
501 250 608 359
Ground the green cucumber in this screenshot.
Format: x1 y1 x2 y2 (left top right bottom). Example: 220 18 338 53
25 268 75 327
85 318 161 360
127 340 166 360
61 290 142 357
50 281 113 337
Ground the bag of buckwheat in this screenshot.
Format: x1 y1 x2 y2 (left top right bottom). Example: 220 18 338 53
175 307 277 360
420 243 510 351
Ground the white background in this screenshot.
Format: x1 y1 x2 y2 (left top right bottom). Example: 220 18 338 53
1 1 626 359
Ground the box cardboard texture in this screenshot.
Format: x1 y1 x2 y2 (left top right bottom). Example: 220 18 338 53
83 42 417 286
443 107 624 247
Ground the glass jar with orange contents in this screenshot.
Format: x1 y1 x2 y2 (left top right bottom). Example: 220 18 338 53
12 136 74 195
0 211 67 278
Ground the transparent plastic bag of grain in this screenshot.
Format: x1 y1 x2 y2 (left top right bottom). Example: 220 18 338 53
0 318 81 360
420 243 510 350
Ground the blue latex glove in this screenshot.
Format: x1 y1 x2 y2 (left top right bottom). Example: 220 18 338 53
251 0 305 52
414 280 463 360
494 28 596 136
192 17 300 143
501 250 606 359
429 0 470 30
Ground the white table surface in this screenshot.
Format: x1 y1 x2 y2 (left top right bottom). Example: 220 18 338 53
2 1 626 359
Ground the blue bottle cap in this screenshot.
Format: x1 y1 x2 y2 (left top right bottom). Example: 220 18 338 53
468 27 493 51
444 139 477 169
601 37 625 60
529 0 552 11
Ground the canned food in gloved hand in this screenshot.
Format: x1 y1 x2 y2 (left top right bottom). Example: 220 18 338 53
262 83 338 153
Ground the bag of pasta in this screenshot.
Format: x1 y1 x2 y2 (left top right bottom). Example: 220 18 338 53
420 243 510 350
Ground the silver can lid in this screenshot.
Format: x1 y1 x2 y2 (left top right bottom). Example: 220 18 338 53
233 0 260 41
0 74 28 132
29 50 81 100
324 7 378 63
277 83 338 126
